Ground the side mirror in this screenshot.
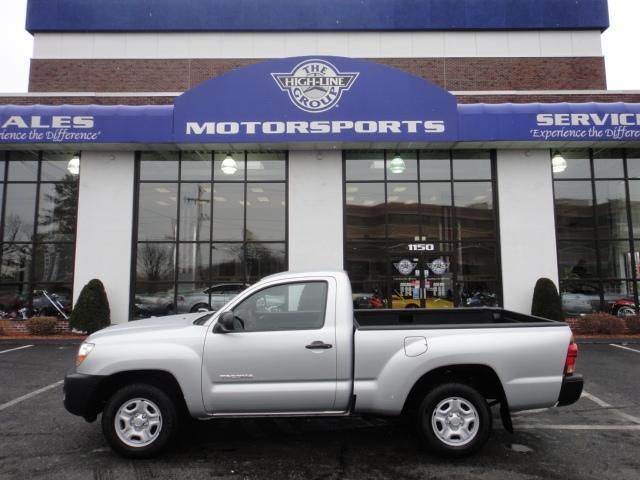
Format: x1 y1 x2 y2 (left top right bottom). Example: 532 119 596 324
214 311 235 333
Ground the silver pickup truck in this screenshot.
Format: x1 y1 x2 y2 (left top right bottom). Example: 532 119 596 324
64 271 583 458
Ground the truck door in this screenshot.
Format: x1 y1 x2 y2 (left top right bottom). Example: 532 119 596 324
201 278 338 414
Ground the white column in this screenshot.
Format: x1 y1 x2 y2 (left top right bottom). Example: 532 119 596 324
73 151 135 324
288 150 344 271
497 149 559 314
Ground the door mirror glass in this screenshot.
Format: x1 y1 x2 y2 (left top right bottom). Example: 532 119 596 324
215 311 236 333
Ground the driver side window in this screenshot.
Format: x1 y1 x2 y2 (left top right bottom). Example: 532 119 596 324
233 281 328 332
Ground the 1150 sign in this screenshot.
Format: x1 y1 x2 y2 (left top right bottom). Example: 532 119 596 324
408 244 435 252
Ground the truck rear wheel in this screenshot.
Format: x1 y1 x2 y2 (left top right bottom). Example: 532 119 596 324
101 383 178 458
416 383 492 458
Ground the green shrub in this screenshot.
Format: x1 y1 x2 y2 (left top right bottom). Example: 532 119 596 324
26 317 58 336
531 278 564 321
625 316 640 334
69 279 111 334
580 313 626 335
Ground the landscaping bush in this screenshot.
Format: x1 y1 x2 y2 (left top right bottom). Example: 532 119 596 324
69 279 111 334
580 312 626 335
531 278 564 321
625 316 640 334
26 317 58 336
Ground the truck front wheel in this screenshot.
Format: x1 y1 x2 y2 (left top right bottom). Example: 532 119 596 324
101 383 178 458
416 383 492 458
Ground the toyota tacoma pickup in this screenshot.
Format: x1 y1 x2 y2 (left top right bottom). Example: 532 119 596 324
64 271 583 458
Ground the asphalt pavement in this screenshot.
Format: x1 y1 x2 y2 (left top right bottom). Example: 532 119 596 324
0 340 639 480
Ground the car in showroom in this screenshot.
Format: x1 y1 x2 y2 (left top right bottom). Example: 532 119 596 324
176 283 250 313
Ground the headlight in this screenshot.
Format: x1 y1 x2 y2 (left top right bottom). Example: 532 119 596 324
76 343 95 366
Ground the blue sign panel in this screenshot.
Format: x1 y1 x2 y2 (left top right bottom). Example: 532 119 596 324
26 0 610 32
1 56 639 146
173 56 459 143
0 105 173 144
459 103 640 143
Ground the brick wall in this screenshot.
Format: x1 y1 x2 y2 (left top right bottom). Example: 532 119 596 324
3 93 639 107
0 318 71 336
28 57 607 93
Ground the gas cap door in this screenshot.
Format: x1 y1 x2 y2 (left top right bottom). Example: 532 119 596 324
404 336 428 357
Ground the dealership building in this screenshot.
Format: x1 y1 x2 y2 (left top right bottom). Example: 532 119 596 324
1 0 640 323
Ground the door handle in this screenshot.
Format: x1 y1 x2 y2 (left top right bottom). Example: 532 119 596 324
305 341 333 350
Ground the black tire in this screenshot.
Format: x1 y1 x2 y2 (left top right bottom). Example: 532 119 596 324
190 303 211 313
101 383 178 458
416 383 492 458
406 304 419 309
616 306 636 317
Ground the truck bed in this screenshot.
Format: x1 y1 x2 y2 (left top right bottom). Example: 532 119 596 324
354 307 564 329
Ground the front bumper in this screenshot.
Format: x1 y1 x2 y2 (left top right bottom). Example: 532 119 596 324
557 374 584 407
63 369 105 422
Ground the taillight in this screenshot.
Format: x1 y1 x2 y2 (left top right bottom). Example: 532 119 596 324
565 335 578 375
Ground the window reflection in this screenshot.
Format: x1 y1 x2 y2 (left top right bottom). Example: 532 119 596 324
552 151 591 179
7 154 39 181
38 182 78 241
421 182 453 241
181 152 212 181
452 151 491 180
420 151 451 180
554 149 640 316
139 152 179 180
0 151 79 317
136 243 175 282
595 181 628 239
137 184 178 241
344 150 500 309
1 244 32 282
345 183 386 240
34 243 74 283
245 183 286 241
554 181 594 240
177 243 210 283
387 183 419 240
212 184 244 241
247 152 286 181
134 152 287 319
134 283 176 318
179 183 211 242
453 182 495 240
345 151 385 181
593 151 625 178
3 184 37 241
246 243 286 283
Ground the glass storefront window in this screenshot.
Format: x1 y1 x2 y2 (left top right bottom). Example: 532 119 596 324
345 151 385 181
595 180 628 239
344 150 500 309
554 181 594 240
345 183 386 241
0 151 79 318
137 183 179 241
553 149 640 316
133 152 287 319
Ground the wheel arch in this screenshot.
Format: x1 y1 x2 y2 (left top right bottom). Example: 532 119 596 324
401 364 510 429
91 370 189 420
